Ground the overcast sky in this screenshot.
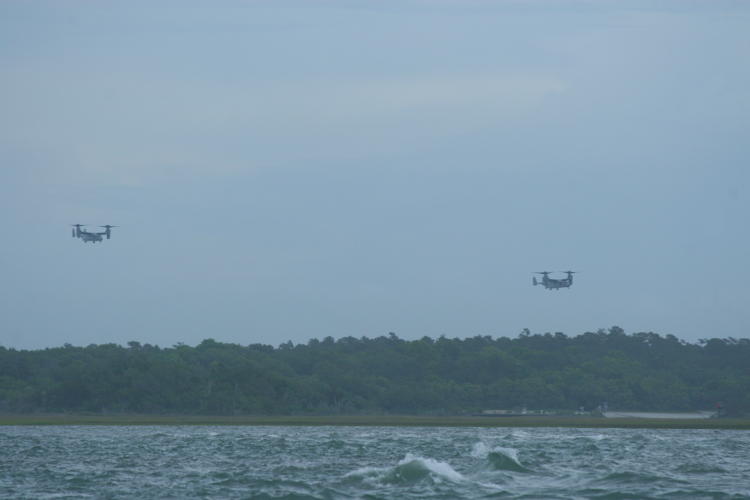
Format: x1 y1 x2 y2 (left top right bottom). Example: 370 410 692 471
1 1 748 350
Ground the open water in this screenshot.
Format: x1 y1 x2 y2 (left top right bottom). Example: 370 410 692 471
1 426 748 499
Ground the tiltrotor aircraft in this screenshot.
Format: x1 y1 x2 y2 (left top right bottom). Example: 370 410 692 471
71 224 117 243
533 271 577 290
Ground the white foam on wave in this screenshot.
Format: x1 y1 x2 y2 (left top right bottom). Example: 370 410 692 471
470 441 528 473
495 447 521 464
471 441 490 458
398 453 465 483
344 465 386 479
344 453 464 485
471 442 521 462
508 430 531 440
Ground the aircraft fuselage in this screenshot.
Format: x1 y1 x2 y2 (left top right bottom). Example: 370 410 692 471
534 272 574 290
79 232 103 242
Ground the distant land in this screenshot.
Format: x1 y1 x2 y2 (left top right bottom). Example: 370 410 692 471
1 328 748 417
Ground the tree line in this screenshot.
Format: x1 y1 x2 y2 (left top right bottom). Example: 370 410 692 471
1 327 748 416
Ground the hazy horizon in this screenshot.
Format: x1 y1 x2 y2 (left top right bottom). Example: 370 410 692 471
2 1 749 350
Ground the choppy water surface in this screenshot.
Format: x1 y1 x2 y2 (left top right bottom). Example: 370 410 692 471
2 426 749 499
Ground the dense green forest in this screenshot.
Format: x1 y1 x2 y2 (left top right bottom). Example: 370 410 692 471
1 328 749 416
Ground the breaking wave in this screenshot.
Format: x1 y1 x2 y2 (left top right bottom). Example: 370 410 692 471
345 453 464 485
471 442 528 472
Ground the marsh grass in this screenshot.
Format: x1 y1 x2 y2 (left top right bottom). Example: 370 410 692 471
1 414 749 429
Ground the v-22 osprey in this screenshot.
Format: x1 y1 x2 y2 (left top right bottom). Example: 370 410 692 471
533 271 577 290
70 224 117 244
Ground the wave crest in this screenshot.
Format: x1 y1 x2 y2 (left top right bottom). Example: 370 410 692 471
345 453 464 485
471 442 528 472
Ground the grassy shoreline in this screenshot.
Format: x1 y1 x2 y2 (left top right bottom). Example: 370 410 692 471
1 414 749 429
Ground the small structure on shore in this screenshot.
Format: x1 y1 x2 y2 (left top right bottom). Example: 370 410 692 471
477 409 552 417
603 411 715 419
479 409 526 417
